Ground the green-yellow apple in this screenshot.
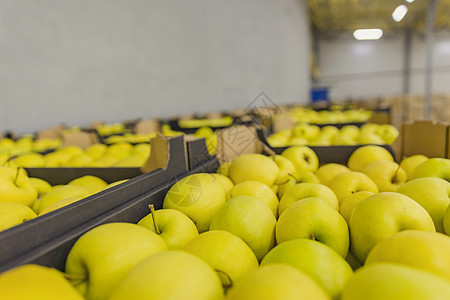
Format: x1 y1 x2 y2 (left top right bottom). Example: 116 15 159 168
163 173 226 233
0 264 84 300
36 185 91 214
360 123 379 135
261 239 353 299
400 155 428 179
341 263 450 300
349 192 436 262
362 160 407 192
356 132 385 145
375 124 399 144
267 134 290 147
109 251 223 300
272 155 296 184
277 169 320 199
445 204 450 235
339 191 374 224
366 230 450 281
340 125 360 139
410 158 450 182
44 152 72 167
227 181 278 217
0 167 37 207
68 175 108 194
211 174 234 194
85 144 108 160
29 177 52 198
396 177 450 232
347 145 394 172
331 133 357 146
209 195 276 261
315 163 350 186
293 124 321 140
288 136 308 146
137 208 199 249
184 230 259 287
276 197 349 257
225 264 329 300
39 196 83 215
0 202 37 231
65 154 94 167
65 222 167 300
321 125 340 137
279 183 338 215
216 161 232 177
281 146 319 172
327 171 378 204
228 154 279 186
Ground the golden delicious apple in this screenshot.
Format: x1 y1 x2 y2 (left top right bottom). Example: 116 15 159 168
272 155 296 184
400 154 428 179
65 222 167 300
366 230 450 281
0 202 37 231
261 239 353 299
349 192 436 262
410 158 450 182
276 197 349 257
347 145 394 172
279 183 339 215
184 230 259 287
227 181 278 217
0 264 84 300
397 177 450 232
315 163 350 185
13 153 45 167
0 167 37 207
68 175 107 194
163 173 226 233
277 169 320 199
339 191 374 224
281 146 319 172
225 264 329 300
327 171 378 204
36 185 91 214
210 173 234 193
362 160 407 192
209 195 276 261
29 177 52 198
109 251 224 300
341 263 450 300
228 154 280 186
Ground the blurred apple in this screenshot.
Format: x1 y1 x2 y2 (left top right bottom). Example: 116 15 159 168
29 177 52 198
228 154 280 186
39 196 83 215
0 167 37 207
281 146 319 172
216 161 232 177
65 223 167 300
341 263 450 300
13 153 45 167
375 124 399 144
410 158 450 182
36 185 91 214
225 264 329 300
400 155 428 179
0 202 37 231
109 251 224 300
68 175 107 194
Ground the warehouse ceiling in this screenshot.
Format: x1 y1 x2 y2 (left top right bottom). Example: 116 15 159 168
307 0 450 33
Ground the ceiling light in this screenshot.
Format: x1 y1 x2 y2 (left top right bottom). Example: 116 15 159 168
392 5 408 22
353 29 383 40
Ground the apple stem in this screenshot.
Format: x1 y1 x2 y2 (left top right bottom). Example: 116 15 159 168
148 204 161 235
13 167 21 186
310 233 316 240
215 269 233 291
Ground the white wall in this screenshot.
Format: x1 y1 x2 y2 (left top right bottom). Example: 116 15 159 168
0 0 311 135
318 31 450 100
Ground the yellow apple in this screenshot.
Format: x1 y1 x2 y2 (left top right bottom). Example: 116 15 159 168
228 154 280 186
68 175 108 194
347 145 394 172
39 197 83 215
29 177 52 198
281 146 319 172
400 155 428 180
339 191 374 224
327 171 378 204
227 181 278 217
36 185 91 214
362 160 407 192
0 167 37 207
315 163 350 185
0 202 37 231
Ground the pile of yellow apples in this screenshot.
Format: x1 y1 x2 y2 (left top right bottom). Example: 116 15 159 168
278 107 372 124
8 143 151 168
0 136 61 159
267 123 399 147
0 169 127 232
1 145 450 299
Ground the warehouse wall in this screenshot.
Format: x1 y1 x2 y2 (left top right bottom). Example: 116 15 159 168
0 0 310 135
318 31 450 100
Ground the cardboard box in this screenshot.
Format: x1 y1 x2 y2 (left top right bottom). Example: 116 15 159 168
401 120 449 159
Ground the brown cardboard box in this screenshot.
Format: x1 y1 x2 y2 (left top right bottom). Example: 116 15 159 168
402 120 449 159
134 119 160 134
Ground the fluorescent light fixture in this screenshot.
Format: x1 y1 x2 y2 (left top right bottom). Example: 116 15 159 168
393 5 408 22
353 29 383 40
405 0 414 3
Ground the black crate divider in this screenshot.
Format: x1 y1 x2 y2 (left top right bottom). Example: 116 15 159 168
0 151 219 272
257 128 396 164
0 135 189 271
